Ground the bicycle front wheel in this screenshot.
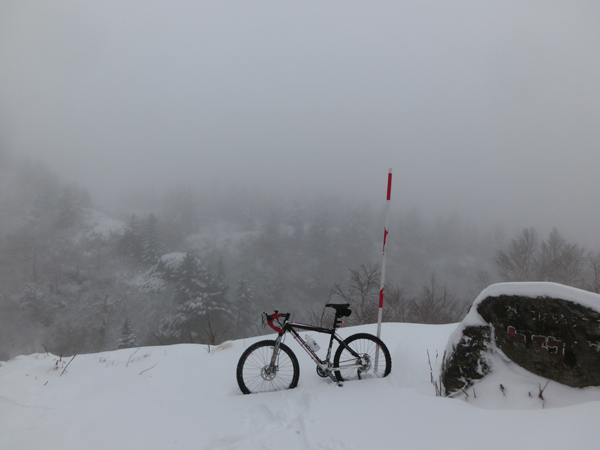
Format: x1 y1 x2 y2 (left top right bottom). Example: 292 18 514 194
236 340 300 394
333 333 392 382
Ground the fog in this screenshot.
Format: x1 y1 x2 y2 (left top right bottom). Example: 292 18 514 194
1 1 600 244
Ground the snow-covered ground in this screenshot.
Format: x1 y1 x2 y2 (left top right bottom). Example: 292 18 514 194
2 320 600 450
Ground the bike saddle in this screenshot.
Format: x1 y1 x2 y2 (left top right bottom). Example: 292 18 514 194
325 303 352 316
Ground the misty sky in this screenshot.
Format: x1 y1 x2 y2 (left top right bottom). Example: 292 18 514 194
1 1 599 244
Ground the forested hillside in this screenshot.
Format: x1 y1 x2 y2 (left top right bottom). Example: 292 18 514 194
1 157 598 360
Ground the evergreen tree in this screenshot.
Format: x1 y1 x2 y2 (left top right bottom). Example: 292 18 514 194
159 253 230 343
215 258 227 286
288 202 305 242
19 282 47 324
56 186 78 229
234 276 257 336
117 318 136 349
173 252 206 306
341 204 373 265
197 259 230 320
163 185 201 236
55 184 90 230
119 214 143 262
141 213 161 266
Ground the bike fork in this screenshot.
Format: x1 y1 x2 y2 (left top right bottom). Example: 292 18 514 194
268 334 284 369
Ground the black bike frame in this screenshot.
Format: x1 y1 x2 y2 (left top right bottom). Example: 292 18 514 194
289 322 344 368
268 319 360 373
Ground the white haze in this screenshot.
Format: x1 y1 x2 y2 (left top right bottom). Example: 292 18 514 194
1 1 599 244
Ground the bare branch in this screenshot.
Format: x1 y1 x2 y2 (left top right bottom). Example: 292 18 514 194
126 348 139 367
139 363 157 375
60 354 76 376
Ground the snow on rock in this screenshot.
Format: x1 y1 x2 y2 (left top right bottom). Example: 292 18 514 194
442 282 600 399
445 282 600 357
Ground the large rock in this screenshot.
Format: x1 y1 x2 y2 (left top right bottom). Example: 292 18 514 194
440 325 492 394
442 282 600 395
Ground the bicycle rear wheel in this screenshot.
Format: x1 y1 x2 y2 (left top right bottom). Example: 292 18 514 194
236 340 300 394
333 333 391 382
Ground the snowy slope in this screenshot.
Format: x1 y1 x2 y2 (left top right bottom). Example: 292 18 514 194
1 322 600 450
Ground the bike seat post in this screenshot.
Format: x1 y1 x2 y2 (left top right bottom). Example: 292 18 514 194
333 313 342 329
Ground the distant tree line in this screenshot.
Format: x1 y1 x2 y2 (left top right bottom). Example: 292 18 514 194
495 227 599 292
309 263 465 327
1 157 599 359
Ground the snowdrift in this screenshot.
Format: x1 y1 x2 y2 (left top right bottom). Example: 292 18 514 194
1 322 600 450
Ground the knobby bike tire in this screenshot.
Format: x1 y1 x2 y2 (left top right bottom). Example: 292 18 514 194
333 333 392 382
236 340 300 394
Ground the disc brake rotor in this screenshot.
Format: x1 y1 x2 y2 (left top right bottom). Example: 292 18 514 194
261 365 277 381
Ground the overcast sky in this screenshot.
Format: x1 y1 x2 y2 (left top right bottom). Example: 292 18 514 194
1 1 599 244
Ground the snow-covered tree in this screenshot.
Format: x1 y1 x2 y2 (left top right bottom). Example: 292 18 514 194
233 276 258 336
55 184 90 230
56 186 78 229
193 258 230 325
159 253 231 344
119 214 143 262
19 283 46 323
117 318 136 349
174 252 207 305
141 214 161 266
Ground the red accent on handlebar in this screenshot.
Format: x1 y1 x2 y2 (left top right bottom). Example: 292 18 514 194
266 313 285 333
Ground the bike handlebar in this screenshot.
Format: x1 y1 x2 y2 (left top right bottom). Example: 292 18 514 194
263 311 290 333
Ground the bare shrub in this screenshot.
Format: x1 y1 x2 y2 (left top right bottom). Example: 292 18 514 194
408 274 465 324
330 263 380 325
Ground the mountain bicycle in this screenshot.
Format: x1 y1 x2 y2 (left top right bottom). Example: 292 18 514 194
236 303 392 394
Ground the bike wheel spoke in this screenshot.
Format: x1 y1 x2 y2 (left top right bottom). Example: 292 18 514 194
237 340 300 394
334 333 392 382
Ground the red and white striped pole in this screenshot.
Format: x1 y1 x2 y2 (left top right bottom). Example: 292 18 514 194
376 169 392 342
